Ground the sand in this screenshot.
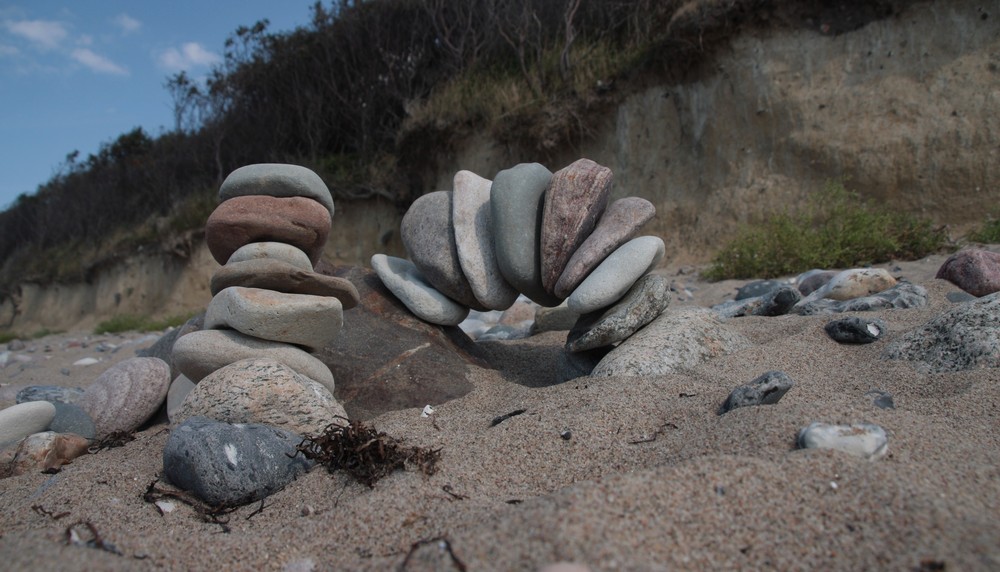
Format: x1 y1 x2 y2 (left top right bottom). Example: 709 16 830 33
1 253 999 570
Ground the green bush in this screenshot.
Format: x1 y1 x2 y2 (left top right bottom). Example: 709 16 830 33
704 181 949 280
967 217 1000 244
94 313 192 335
0 331 18 344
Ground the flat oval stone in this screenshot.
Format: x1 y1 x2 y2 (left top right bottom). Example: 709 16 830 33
227 242 313 271
452 170 519 310
0 401 56 447
219 163 335 219
371 254 469 326
567 236 665 314
163 416 314 507
205 195 331 266
172 329 334 391
796 268 897 308
401 191 486 310
491 163 561 307
720 370 794 414
566 273 670 352
210 258 360 309
540 159 613 294
204 287 343 351
797 422 888 460
78 357 171 439
936 248 1000 297
554 197 655 299
172 358 346 436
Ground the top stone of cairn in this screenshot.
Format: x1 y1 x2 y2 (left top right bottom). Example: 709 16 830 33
219 163 335 219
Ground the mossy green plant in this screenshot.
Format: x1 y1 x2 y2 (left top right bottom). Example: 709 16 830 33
704 181 949 281
94 313 193 335
967 216 1000 244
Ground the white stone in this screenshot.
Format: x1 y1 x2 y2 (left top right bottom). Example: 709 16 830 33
797 422 888 460
371 254 469 326
567 236 665 314
0 401 56 447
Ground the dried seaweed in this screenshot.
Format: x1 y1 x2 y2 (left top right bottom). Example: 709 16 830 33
293 417 441 488
142 478 238 531
65 521 122 555
398 537 466 571
88 431 135 453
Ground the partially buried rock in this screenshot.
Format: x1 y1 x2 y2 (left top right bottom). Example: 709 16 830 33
172 358 346 436
218 163 335 219
795 269 838 296
172 329 335 390
371 254 469 326
554 197 655 299
205 195 331 266
794 282 928 315
566 274 670 352
824 317 887 344
0 401 56 447
797 422 888 460
49 402 96 441
16 385 85 405
78 357 171 439
204 286 343 351
735 280 787 301
713 285 801 319
720 371 794 414
314 265 488 420
401 191 485 311
794 268 897 309
163 416 314 507
591 307 751 377
882 291 1000 372
0 431 90 478
211 258 359 309
452 170 519 310
567 236 665 314
540 159 613 295
935 248 1000 297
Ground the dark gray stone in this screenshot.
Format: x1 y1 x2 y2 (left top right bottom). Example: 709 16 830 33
16 385 85 405
735 280 786 300
136 314 204 380
162 417 315 507
713 285 802 319
794 281 928 315
882 291 1000 372
796 270 838 296
49 402 96 441
566 274 670 352
720 371 794 414
946 291 977 304
824 317 887 344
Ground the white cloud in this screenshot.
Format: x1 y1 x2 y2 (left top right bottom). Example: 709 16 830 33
158 42 221 71
71 48 127 75
4 19 68 50
114 13 140 34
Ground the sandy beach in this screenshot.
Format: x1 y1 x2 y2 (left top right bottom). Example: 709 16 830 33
1 253 998 570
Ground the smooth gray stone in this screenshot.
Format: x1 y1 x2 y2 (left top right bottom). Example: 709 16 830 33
136 314 204 380
16 385 85 405
567 236 665 314
204 286 343 351
476 323 534 342
371 254 469 326
163 417 315 507
172 329 335 391
946 291 977 303
554 197 656 299
796 269 838 296
218 163 334 219
720 371 794 414
490 163 561 307
210 258 360 308
794 281 928 315
566 274 670 352
78 357 171 439
797 422 888 460
452 170 519 310
713 285 802 319
49 402 96 441
533 302 580 333
401 191 486 310
591 307 752 378
735 280 786 300
226 241 313 270
882 291 1000 372
166 374 196 424
0 401 56 447
824 317 887 344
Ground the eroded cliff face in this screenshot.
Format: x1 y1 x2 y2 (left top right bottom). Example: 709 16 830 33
3 0 996 332
438 0 999 263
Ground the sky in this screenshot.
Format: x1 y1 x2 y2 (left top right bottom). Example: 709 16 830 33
0 1 320 211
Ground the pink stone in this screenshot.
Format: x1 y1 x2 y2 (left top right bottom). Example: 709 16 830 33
205 195 331 265
936 249 1000 297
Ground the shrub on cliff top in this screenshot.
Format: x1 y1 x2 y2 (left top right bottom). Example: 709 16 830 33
704 181 949 280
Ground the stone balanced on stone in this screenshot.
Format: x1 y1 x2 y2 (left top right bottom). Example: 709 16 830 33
372 159 663 331
171 163 359 435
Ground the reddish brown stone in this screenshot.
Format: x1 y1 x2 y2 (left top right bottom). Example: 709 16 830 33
540 159 613 295
205 195 331 265
554 197 655 299
936 248 1000 297
211 258 360 309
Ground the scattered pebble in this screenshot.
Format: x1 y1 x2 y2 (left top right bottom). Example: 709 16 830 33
720 371 794 414
797 422 888 460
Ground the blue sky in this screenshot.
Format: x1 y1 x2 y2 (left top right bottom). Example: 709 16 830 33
0 1 319 210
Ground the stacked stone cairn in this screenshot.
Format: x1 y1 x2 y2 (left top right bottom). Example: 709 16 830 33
162 164 360 506
371 159 670 369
